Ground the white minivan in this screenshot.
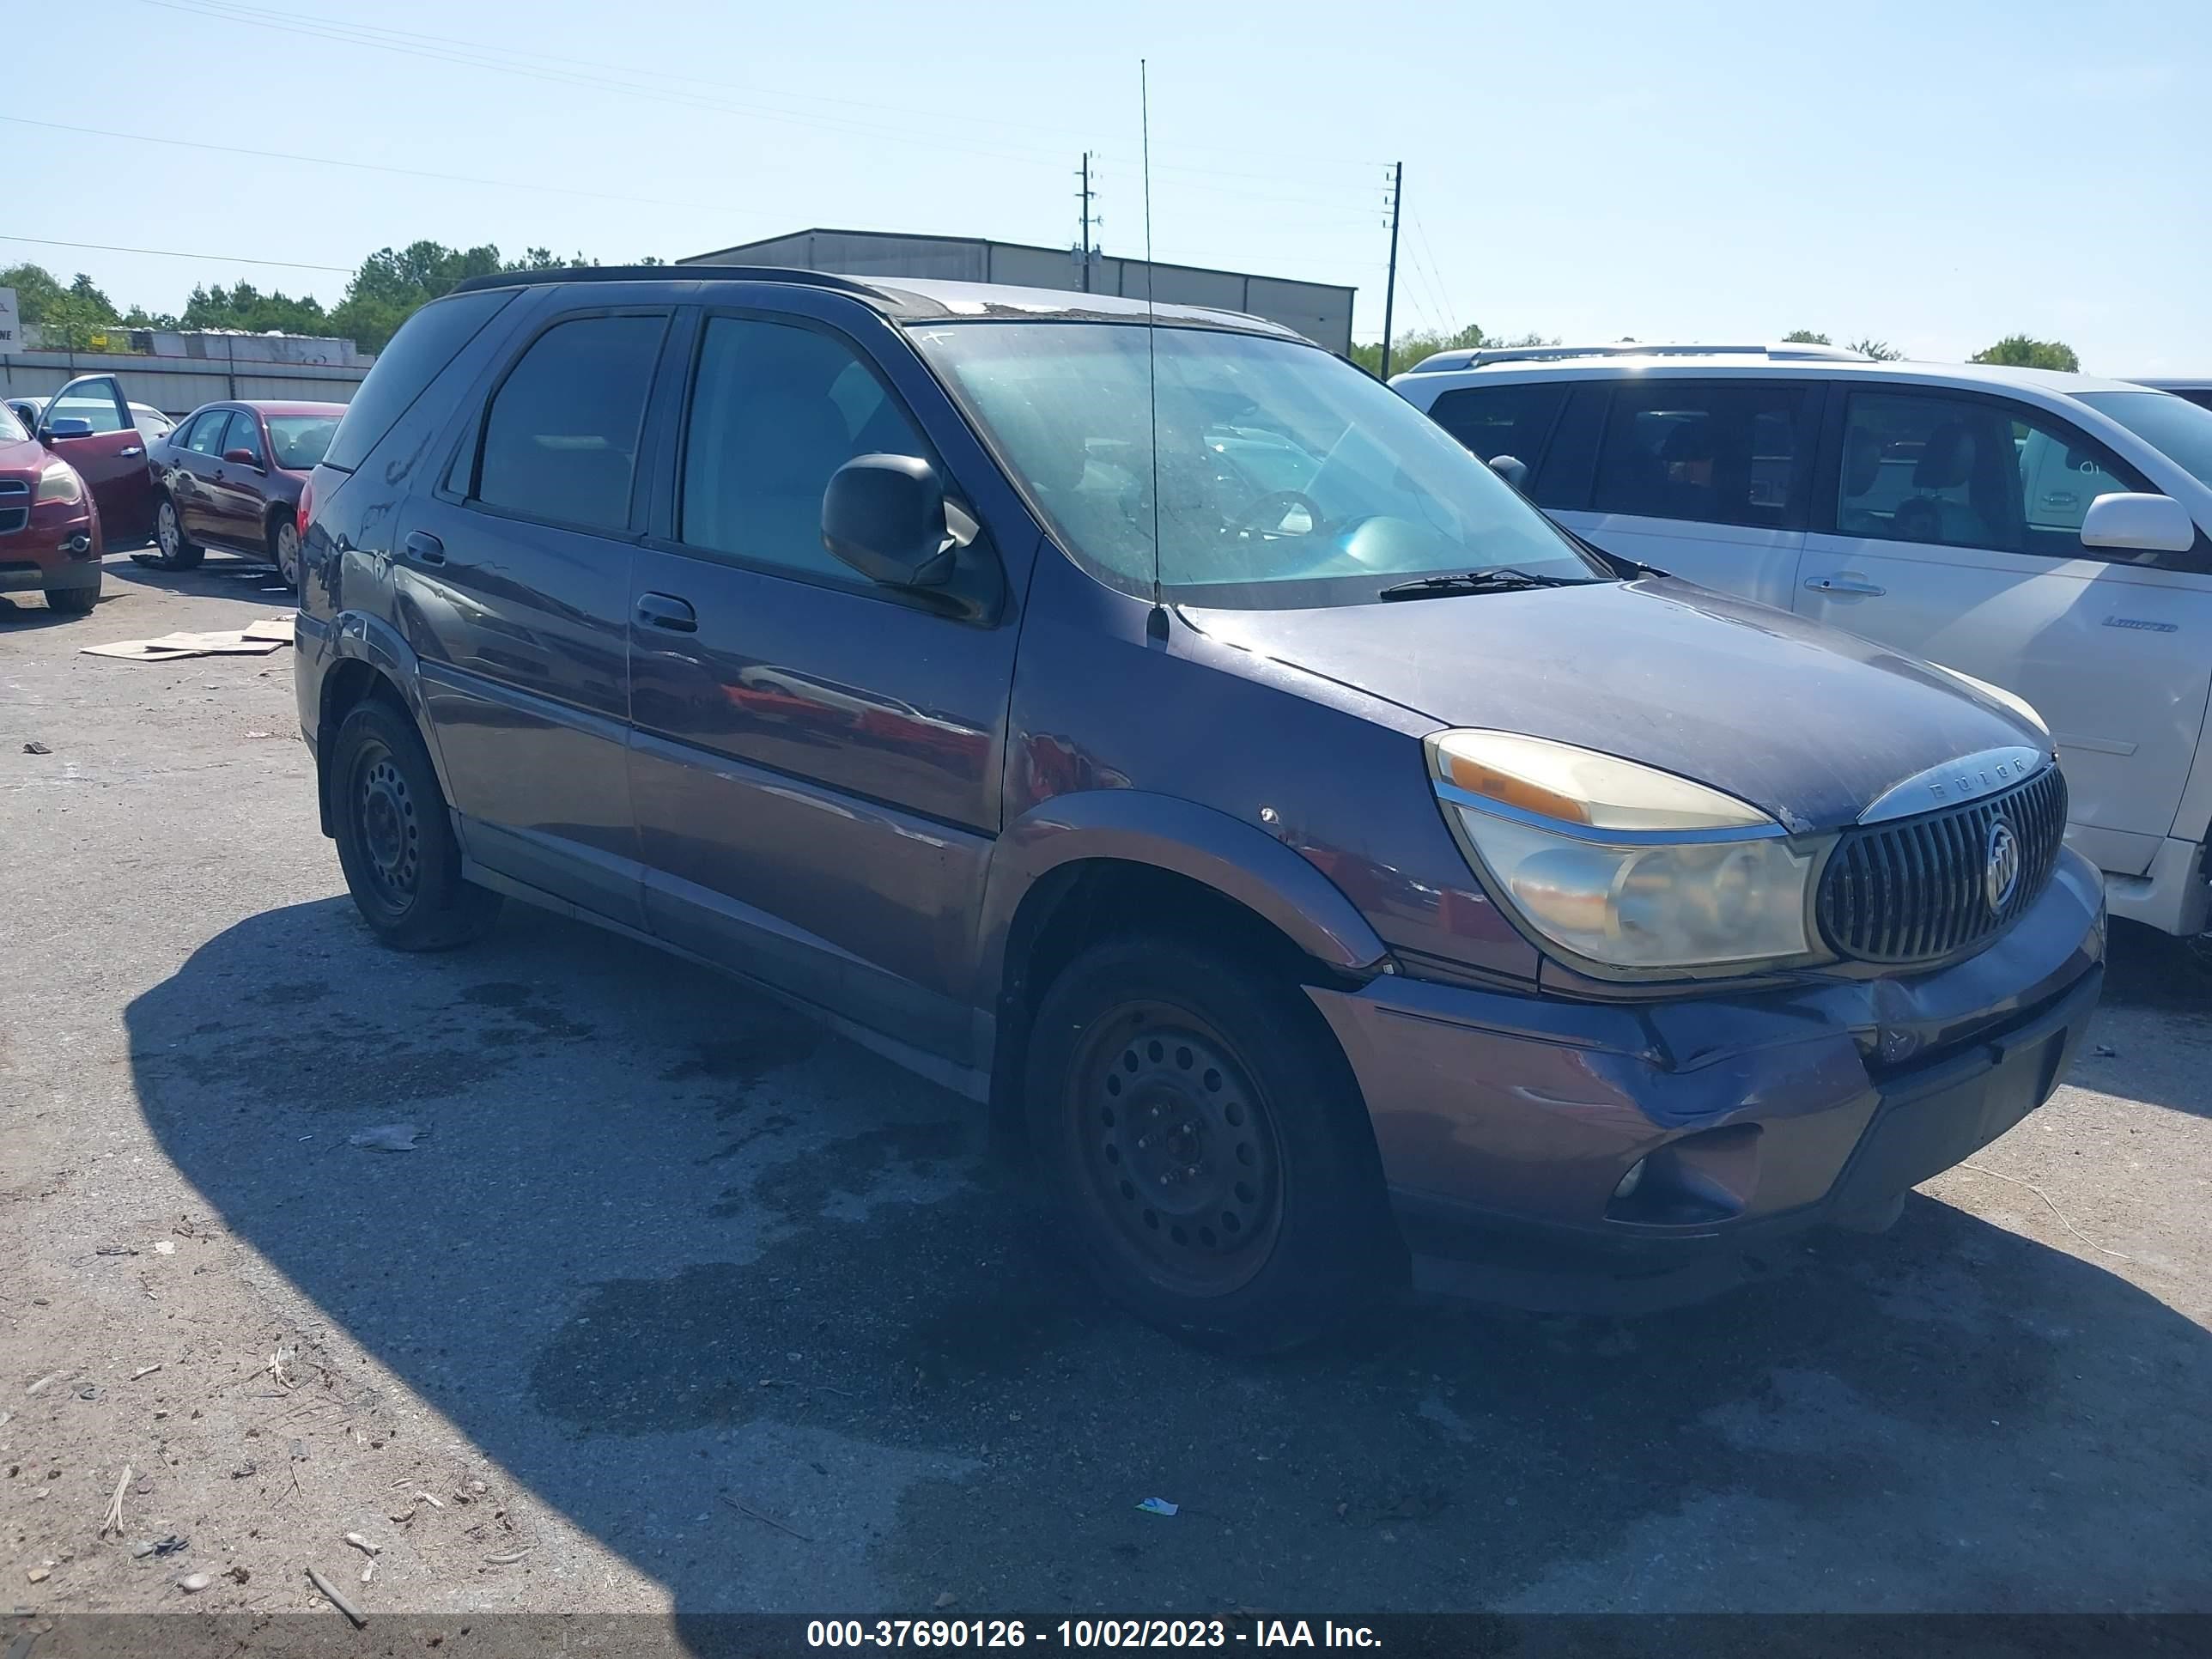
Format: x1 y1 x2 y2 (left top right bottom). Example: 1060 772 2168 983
1392 347 2212 938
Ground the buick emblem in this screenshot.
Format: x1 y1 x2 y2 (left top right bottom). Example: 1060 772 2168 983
1984 819 2021 914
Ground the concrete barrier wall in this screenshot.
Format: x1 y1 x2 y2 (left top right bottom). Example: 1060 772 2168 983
0 351 368 417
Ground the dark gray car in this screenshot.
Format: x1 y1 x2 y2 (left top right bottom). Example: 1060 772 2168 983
293 268 2105 1350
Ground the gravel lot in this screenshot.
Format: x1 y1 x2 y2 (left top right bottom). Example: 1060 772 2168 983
3 557 2209 1632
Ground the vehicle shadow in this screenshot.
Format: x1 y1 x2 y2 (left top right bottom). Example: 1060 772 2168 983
2074 921 2212 1119
102 548 285 602
126 897 2212 1626
0 592 108 630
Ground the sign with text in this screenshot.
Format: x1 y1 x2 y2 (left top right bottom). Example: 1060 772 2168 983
0 287 19 351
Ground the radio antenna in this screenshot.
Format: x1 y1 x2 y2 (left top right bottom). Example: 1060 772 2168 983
1140 58 1167 640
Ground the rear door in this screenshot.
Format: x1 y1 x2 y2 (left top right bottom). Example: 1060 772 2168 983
401 301 674 926
1796 384 2212 872
1548 376 1818 608
40 374 155 544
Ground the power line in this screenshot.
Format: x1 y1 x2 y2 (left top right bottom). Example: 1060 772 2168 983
0 234 350 274
1410 210 1461 331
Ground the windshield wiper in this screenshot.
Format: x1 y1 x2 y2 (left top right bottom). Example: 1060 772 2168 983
1378 567 1592 601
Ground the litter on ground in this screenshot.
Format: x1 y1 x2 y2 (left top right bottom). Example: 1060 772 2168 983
81 617 294 662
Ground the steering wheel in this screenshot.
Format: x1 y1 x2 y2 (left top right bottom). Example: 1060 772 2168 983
1233 489 1327 536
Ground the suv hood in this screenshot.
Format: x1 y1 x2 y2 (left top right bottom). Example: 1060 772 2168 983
1182 577 2048 833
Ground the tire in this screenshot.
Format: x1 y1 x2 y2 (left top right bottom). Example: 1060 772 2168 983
45 576 100 615
152 495 204 570
270 514 302 588
328 698 501 951
1024 935 1400 1352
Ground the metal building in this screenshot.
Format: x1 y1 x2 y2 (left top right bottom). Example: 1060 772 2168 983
682 228 1356 356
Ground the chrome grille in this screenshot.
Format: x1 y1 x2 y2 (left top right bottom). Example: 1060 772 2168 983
1818 764 2067 965
0 478 26 536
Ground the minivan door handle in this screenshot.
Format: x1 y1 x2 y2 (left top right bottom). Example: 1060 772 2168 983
403 530 447 567
635 592 697 633
1804 576 1886 597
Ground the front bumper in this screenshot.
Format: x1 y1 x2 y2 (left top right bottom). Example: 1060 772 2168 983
0 499 102 593
1308 847 2106 1269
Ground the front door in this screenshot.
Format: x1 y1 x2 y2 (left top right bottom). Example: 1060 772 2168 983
626 308 1024 1067
41 375 155 545
205 409 273 551
1796 386 2212 875
170 408 231 539
403 305 672 927
1547 376 1819 610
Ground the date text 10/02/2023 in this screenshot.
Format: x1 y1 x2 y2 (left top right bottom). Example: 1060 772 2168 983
805 1620 1384 1649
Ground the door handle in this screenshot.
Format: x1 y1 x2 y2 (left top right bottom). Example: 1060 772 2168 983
1804 576 1887 597
635 592 697 633
403 530 447 567
118 445 143 458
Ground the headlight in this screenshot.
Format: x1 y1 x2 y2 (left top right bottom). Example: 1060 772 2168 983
1427 730 1824 975
35 459 83 506
1928 661 2050 741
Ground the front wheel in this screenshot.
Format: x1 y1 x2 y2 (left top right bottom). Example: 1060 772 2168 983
329 699 501 950
45 576 100 615
151 496 204 570
1024 936 1400 1352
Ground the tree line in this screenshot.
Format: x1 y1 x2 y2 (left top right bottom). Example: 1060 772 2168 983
3 249 2082 374
2 243 664 355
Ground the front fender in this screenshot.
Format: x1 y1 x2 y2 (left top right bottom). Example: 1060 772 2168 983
975 788 1390 1004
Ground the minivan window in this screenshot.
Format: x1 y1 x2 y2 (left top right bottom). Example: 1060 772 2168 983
1837 392 2149 557
1589 381 1811 528
1425 383 1567 466
679 317 931 580
915 322 1602 606
471 313 666 533
324 289 514 473
2074 391 2212 492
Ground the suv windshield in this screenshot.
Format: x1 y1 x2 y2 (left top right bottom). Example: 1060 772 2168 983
0 403 27 445
2075 391 2212 492
914 321 1606 607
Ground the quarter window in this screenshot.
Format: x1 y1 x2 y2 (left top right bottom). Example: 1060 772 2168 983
1590 381 1814 528
678 317 930 580
1836 392 2149 558
471 313 666 533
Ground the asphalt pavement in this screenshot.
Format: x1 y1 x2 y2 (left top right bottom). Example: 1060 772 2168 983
3 555 2208 1635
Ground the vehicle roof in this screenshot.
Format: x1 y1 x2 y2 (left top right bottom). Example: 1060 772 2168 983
1395 355 2151 398
448 264 1306 342
2130 377 2211 392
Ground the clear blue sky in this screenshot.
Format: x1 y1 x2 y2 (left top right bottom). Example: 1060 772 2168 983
12 0 2208 372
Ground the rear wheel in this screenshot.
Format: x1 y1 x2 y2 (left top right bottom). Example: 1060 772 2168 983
151 496 204 570
329 698 501 950
44 576 100 615
1024 935 1399 1352
270 515 302 588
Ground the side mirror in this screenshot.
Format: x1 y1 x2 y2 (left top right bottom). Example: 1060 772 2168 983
223 447 259 467
1488 453 1529 490
823 454 954 588
45 416 94 441
2081 492 2197 555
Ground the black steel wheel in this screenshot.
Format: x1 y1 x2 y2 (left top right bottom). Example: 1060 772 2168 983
1026 935 1399 1351
328 697 500 950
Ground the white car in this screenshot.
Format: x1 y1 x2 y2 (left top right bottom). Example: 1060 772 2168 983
1391 345 2212 939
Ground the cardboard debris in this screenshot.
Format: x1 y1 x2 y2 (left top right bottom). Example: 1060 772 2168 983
81 617 294 662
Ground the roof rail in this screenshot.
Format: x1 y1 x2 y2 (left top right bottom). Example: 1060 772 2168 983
448 264 886 298
1403 341 1873 374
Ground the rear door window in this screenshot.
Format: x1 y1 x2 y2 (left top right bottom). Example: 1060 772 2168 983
1590 380 1815 528
1424 383 1566 465
468 312 668 534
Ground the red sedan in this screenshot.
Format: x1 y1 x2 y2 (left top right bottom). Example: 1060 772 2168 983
147 399 346 588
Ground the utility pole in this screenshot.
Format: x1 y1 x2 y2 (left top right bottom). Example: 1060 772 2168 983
1075 151 1097 292
1380 161 1403 380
